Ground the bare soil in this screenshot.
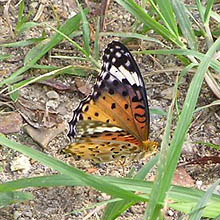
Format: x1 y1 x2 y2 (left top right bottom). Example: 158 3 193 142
0 1 220 219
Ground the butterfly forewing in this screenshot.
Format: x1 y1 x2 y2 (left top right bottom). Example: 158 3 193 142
68 41 150 141
67 41 156 162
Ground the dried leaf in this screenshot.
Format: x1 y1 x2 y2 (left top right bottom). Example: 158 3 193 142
24 121 67 148
15 97 63 129
0 112 23 134
75 78 92 96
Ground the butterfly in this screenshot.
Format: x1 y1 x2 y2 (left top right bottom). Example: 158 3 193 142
66 41 158 162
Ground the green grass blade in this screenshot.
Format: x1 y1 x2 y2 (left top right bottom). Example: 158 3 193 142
195 0 204 22
0 134 147 203
0 37 45 48
150 108 167 117
102 199 135 220
204 0 215 24
0 54 12 61
47 23 100 69
145 36 220 220
103 154 160 219
115 0 184 47
171 0 198 50
151 0 179 36
193 141 220 151
170 201 220 219
6 66 71 95
77 2 91 55
0 11 86 87
144 75 178 220
195 100 220 112
16 0 25 32
138 49 220 72
135 154 160 180
94 17 100 61
0 191 34 208
17 21 43 33
101 32 168 47
189 179 220 219
1 174 220 218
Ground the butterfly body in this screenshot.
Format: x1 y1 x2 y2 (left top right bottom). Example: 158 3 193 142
66 41 158 162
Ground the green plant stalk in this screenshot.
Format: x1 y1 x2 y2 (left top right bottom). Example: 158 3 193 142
145 37 220 220
171 0 198 50
0 11 86 88
144 76 179 219
189 179 220 219
116 0 184 47
0 134 147 203
75 0 91 55
47 25 100 70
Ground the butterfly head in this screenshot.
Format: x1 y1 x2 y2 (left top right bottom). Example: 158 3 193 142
142 140 159 155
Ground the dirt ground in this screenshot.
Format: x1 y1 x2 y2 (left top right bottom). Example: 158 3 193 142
0 1 220 219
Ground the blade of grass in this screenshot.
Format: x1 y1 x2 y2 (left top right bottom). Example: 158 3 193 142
0 54 12 61
204 0 215 25
47 23 100 70
103 153 160 220
50 55 88 61
2 174 220 203
16 0 25 32
170 201 220 219
189 179 220 220
17 21 44 33
171 0 198 50
6 66 72 95
115 0 184 47
0 10 87 87
138 49 220 72
94 17 100 61
76 1 91 55
102 199 136 220
144 76 178 219
0 134 147 203
66 198 120 216
195 0 206 24
0 191 34 208
150 108 167 117
1 174 220 218
30 64 91 76
6 65 91 95
134 154 160 180
203 0 215 47
0 37 45 47
100 32 168 47
195 100 220 112
192 141 220 151
150 0 179 36
145 37 220 220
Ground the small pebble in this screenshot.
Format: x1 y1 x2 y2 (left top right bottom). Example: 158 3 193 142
214 185 220 195
13 210 21 219
46 90 59 99
10 155 31 173
196 180 203 189
168 209 174 216
46 100 59 110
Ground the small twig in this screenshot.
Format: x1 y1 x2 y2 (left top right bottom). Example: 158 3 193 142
82 205 105 220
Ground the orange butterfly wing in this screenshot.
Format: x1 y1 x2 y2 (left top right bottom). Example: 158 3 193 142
66 41 158 162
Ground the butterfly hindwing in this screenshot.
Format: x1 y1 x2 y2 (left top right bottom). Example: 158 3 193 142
66 121 143 162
